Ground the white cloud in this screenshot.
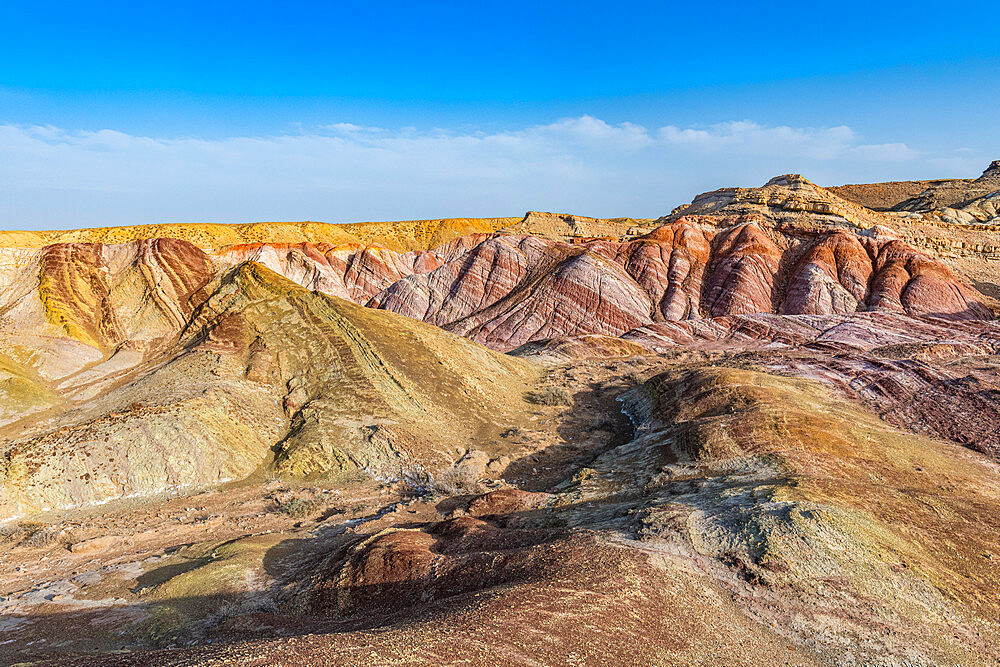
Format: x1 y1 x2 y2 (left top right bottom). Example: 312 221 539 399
0 117 985 229
658 121 861 159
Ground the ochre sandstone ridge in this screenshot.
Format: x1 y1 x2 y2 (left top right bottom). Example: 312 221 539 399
367 235 560 329
872 238 989 318
666 165 1000 298
660 170 1000 312
367 231 686 350
2 170 993 357
0 211 648 254
780 228 990 320
0 217 521 253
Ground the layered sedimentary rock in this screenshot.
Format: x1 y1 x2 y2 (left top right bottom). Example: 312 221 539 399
4 167 1000 666
528 309 1000 464
0 184 995 492
666 173 889 229
0 238 218 426
216 242 446 303
935 189 1000 226
496 210 655 240
368 234 657 350
1 172 995 517
0 217 521 253
365 217 988 351
190 174 990 353
0 211 651 254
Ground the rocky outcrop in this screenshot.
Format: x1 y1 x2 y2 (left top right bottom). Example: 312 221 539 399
4 174 971 358
304 515 566 615
605 221 712 320
701 221 782 316
782 229 870 315
667 173 886 229
935 189 1000 226
362 176 987 350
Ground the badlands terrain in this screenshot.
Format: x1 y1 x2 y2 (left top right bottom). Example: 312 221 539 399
2 163 1000 665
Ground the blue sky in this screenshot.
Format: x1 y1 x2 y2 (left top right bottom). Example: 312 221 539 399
2 0 999 229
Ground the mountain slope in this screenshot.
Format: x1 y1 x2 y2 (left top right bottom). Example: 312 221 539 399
0 254 533 518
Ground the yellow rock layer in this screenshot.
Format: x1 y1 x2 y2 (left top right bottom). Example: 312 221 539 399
0 217 523 253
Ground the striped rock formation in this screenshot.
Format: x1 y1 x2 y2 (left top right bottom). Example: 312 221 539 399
0 171 995 514
3 168 1000 666
365 218 989 351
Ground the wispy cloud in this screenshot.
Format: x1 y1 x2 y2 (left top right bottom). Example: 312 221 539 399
0 117 985 229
